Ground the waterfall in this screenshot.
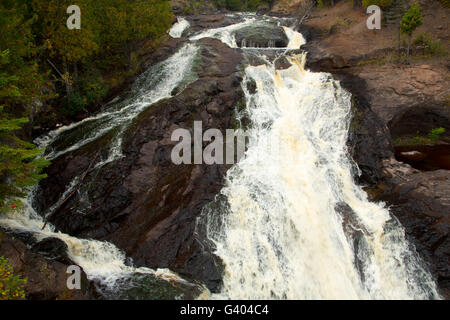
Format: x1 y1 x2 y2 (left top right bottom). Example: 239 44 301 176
0 43 203 297
169 17 190 38
201 50 440 299
0 13 441 300
37 43 199 163
190 18 256 48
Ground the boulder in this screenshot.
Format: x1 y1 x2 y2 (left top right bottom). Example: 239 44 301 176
31 237 71 264
234 25 289 48
0 229 93 300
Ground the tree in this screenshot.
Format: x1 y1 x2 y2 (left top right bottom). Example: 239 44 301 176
362 0 393 9
400 2 423 63
0 111 49 212
0 104 49 212
96 0 173 69
0 1 48 116
32 0 99 98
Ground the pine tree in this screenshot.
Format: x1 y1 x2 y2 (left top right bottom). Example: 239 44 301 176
0 99 49 212
400 2 423 63
32 0 99 98
0 3 50 212
96 0 173 69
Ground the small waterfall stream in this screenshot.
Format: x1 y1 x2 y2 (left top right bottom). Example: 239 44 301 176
0 43 202 298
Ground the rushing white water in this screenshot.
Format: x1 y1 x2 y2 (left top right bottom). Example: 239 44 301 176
0 193 192 290
37 43 199 162
0 14 440 300
169 17 190 38
283 26 306 49
202 52 440 299
190 18 255 48
190 15 304 50
0 44 203 296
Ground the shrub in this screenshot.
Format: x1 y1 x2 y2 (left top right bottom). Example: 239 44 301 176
413 32 447 56
0 256 26 300
428 127 446 141
63 92 88 117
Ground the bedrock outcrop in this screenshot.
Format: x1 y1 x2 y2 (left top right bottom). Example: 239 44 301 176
35 38 243 292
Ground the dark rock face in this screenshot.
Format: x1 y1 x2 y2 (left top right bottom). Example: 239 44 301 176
31 237 71 264
338 73 394 187
0 230 93 300
379 170 450 298
36 38 243 292
186 15 241 34
389 104 450 140
235 25 289 48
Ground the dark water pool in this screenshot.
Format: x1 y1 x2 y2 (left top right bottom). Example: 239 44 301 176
395 144 450 171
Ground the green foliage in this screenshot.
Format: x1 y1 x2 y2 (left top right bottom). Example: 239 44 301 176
0 7 50 212
62 92 87 116
0 256 27 300
362 0 393 9
226 0 246 10
0 0 173 209
413 32 447 56
28 0 173 118
96 0 173 52
32 0 99 64
0 106 49 211
438 0 450 8
0 1 47 108
428 127 446 141
400 2 423 36
79 72 109 107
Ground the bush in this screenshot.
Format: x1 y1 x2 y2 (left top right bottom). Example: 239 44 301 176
428 128 446 141
78 67 109 106
0 256 26 300
413 32 447 56
63 92 88 117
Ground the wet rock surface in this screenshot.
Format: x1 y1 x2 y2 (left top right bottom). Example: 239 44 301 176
36 38 243 292
185 14 242 34
0 229 93 300
234 25 289 48
30 237 71 264
307 57 450 299
379 169 450 299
